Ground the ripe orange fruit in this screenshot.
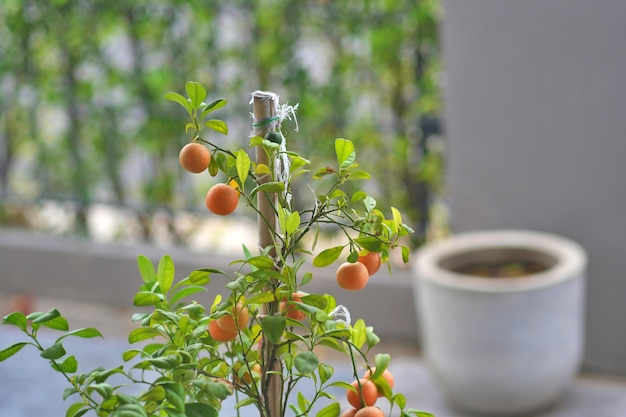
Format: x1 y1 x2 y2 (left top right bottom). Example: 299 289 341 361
358 252 381 276
336 262 369 290
206 183 239 215
179 142 211 173
208 319 237 342
216 303 250 333
340 409 358 417
364 368 395 397
354 406 384 417
280 292 306 321
233 362 262 385
346 378 378 409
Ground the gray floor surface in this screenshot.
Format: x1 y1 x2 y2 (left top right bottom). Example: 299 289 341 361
1 296 626 417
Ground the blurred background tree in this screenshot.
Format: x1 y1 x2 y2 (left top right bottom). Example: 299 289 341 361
0 0 443 247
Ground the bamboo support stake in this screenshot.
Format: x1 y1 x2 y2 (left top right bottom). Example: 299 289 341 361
252 91 282 417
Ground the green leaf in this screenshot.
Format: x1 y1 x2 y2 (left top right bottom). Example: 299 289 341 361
41 342 66 360
63 387 79 401
312 167 335 180
261 316 285 344
394 393 407 409
128 327 162 344
157 255 175 294
133 291 163 307
2 311 27 331
285 211 300 235
163 383 185 412
200 98 227 119
43 316 69 331
185 81 207 109
354 237 384 252
245 292 275 305
351 190 368 203
30 308 61 324
363 196 377 212
294 351 319 374
185 403 219 417
365 326 381 349
236 149 251 186
347 170 370 180
374 353 391 374
335 138 355 168
137 255 156 283
313 246 344 267
318 363 334 384
0 342 28 361
54 355 78 373
163 92 192 116
140 385 165 402
250 181 285 198
242 255 275 269
301 272 313 286
351 319 367 350
404 409 436 417
65 402 88 417
401 245 411 263
316 402 340 417
235 397 258 409
205 119 228 135
61 327 103 340
170 286 206 305
110 403 148 417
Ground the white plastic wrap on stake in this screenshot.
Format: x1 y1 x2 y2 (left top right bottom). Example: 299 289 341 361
250 91 298 207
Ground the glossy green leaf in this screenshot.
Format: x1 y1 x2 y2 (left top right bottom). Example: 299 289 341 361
0 342 28 362
43 316 69 331
30 308 61 324
163 92 192 115
110 403 147 417
41 342 66 360
245 292 275 305
128 327 162 344
137 255 156 283
157 255 175 294
53 355 78 373
163 382 186 412
133 291 163 307
236 149 250 186
65 402 88 417
185 403 218 417
347 170 370 180
205 119 228 135
250 181 285 198
354 237 384 252
200 98 227 119
312 246 343 267
316 402 340 417
335 138 355 168
61 327 102 341
185 81 207 109
285 211 300 235
294 351 319 374
1 311 27 331
261 315 285 344
351 319 367 350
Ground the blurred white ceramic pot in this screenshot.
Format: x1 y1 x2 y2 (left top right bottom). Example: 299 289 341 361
414 229 587 416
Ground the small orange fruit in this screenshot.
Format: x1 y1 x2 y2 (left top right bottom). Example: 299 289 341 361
354 406 384 417
206 183 239 215
216 303 250 333
336 262 370 290
346 378 378 409
208 319 237 342
364 368 395 397
280 292 306 321
358 252 381 276
340 409 358 417
179 142 211 173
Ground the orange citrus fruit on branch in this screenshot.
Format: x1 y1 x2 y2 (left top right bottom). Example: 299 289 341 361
206 183 239 215
280 292 306 321
355 406 384 417
336 262 370 290
346 378 378 409
216 303 250 333
340 409 358 417
208 319 237 342
179 142 211 173
358 252 382 276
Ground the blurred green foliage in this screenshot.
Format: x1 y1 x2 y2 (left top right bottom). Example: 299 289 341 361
0 0 442 245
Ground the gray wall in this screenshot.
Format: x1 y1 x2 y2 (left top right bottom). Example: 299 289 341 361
442 1 626 374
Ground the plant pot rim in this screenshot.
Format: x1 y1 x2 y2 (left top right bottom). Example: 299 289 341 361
415 229 587 293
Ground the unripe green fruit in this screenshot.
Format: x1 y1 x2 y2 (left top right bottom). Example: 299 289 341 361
265 131 283 144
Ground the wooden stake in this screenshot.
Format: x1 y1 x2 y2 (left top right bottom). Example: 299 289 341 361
252 91 282 417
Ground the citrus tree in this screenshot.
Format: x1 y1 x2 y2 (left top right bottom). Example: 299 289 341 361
0 82 432 417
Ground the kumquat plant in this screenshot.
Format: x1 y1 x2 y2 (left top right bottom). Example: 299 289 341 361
1 81 433 417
